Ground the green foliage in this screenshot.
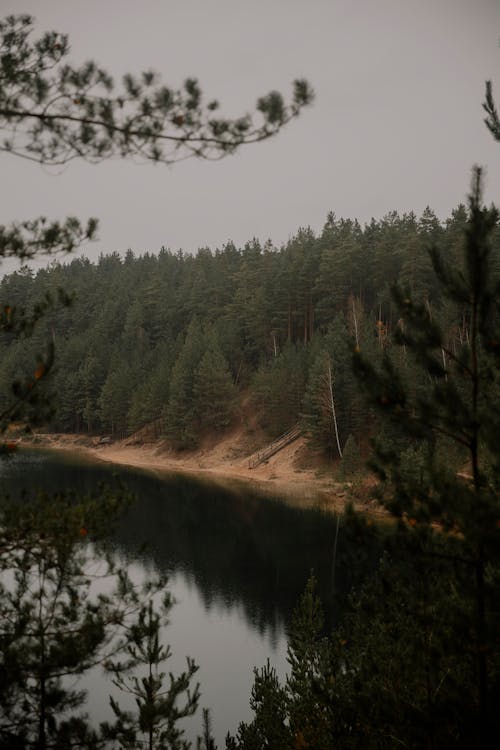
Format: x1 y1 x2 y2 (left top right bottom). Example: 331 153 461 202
0 486 135 748
314 217 365 323
0 216 98 262
196 709 217 750
226 661 290 750
339 434 361 478
103 599 200 750
302 350 342 456
126 354 171 434
165 320 205 448
0 484 209 749
0 12 312 442
227 576 331 750
483 79 500 141
99 364 136 437
193 338 237 431
232 170 500 749
252 343 309 437
355 169 500 527
1 196 497 452
0 285 73 433
0 14 312 171
317 536 481 749
165 325 237 446
285 576 331 750
349 168 500 745
302 315 367 457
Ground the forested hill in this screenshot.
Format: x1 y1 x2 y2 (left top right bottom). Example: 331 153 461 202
0 204 497 455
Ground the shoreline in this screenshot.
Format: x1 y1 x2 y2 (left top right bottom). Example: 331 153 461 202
23 430 383 515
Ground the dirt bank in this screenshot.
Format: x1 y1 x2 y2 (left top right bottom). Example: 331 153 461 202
26 426 381 514
27 429 377 513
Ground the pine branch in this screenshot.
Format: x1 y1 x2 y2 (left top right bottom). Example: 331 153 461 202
0 15 313 167
483 80 500 141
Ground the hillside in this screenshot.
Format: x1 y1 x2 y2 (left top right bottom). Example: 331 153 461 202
0 204 482 463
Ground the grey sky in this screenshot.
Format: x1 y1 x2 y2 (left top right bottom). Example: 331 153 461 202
1 0 500 269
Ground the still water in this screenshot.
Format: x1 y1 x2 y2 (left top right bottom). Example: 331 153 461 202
0 449 376 746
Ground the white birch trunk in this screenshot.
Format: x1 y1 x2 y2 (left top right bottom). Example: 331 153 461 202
326 357 343 458
441 346 448 381
352 297 359 348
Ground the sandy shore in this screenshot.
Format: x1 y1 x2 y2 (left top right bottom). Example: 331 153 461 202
27 427 377 513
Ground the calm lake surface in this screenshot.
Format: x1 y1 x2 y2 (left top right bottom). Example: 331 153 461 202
0 448 378 746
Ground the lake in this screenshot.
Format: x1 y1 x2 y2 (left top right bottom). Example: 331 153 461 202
0 448 380 746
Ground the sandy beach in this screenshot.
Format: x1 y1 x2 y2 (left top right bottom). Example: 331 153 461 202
29 426 380 514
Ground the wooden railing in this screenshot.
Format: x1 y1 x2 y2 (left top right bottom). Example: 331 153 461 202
126 416 164 442
248 424 301 469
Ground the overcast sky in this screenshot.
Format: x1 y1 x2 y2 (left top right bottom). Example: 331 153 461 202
1 0 500 270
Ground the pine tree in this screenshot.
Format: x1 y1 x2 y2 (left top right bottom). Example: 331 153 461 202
196 709 217 750
0 486 139 749
192 336 237 432
302 315 366 458
285 576 331 750
165 320 205 447
353 167 500 746
339 434 361 479
252 343 309 437
226 576 330 750
232 169 500 750
99 365 135 437
103 598 200 750
225 661 290 750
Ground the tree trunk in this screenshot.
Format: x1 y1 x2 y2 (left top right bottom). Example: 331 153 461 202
326 358 343 458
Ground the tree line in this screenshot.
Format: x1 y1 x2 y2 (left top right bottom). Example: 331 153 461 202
1 201 496 461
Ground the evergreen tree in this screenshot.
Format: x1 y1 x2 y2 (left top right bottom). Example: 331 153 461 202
192 334 237 432
302 315 366 458
99 364 136 437
398 219 435 301
226 576 330 750
0 486 141 749
226 661 290 750
281 227 320 344
197 709 217 750
483 78 500 140
352 167 500 746
317 540 475 749
285 576 331 750
314 217 365 326
302 349 344 458
233 169 500 750
251 343 309 437
126 346 174 435
339 433 361 478
165 320 205 448
229 239 271 370
103 599 200 750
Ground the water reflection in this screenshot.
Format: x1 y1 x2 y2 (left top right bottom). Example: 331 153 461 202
0 449 382 744
82 559 288 746
1 450 345 626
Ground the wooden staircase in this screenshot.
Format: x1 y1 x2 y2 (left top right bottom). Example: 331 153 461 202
248 424 302 469
125 416 164 443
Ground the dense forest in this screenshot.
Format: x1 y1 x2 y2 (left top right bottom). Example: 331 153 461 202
1 12 500 748
1 202 495 463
